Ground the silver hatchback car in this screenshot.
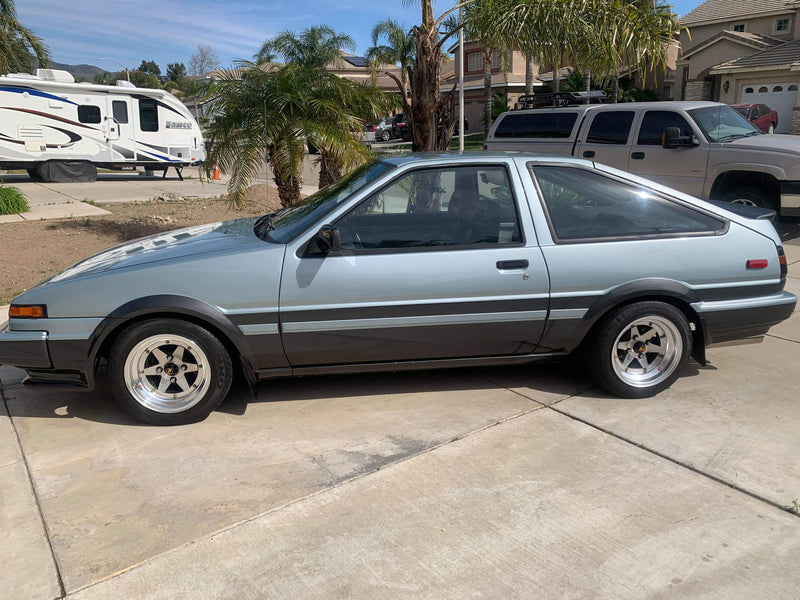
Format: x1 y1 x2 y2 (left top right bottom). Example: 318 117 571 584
0 153 795 424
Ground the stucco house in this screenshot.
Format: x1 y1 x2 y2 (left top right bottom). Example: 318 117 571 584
677 0 800 132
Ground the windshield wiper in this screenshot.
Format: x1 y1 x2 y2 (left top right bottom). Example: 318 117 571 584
253 208 290 239
743 131 762 137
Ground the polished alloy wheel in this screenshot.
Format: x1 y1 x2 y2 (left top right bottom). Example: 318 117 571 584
123 334 210 413
611 316 683 389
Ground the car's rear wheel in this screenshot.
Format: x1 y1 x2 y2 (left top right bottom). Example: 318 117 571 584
109 319 233 425
380 129 391 141
588 302 690 398
768 123 775 134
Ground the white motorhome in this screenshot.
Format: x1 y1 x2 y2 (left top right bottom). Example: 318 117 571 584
0 69 205 181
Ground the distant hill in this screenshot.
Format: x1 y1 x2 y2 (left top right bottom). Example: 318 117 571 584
52 62 109 80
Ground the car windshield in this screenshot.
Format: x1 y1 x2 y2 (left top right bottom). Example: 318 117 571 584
688 104 761 143
256 160 393 243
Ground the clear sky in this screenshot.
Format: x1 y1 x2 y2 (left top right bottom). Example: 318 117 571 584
18 0 702 73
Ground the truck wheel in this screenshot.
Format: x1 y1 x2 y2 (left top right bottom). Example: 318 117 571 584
721 185 775 210
587 302 691 398
109 319 233 425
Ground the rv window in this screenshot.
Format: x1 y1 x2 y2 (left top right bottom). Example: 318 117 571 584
112 100 129 124
139 98 159 132
77 105 101 124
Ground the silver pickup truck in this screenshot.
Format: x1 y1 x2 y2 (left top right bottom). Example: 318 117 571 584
485 101 800 216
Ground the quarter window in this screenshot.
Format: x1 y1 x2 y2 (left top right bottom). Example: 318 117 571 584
77 105 101 124
637 111 694 145
336 166 522 251
586 111 635 144
776 18 790 32
138 98 159 132
112 100 128 124
532 165 723 241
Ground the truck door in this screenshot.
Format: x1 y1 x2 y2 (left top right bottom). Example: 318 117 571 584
627 109 710 197
575 109 635 171
105 97 134 163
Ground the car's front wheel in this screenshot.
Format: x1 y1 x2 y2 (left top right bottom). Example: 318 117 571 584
109 319 233 425
588 302 691 398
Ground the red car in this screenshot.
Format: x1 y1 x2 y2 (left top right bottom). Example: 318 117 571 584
731 103 778 133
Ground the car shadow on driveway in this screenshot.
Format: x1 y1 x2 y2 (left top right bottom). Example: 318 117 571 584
3 358 712 426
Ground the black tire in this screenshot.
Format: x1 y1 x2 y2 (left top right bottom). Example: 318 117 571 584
720 184 775 209
380 130 391 141
108 319 233 425
587 301 691 398
27 168 43 181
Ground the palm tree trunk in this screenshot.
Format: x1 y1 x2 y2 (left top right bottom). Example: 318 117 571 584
483 48 492 137
552 56 561 94
269 145 302 208
318 150 343 189
525 54 534 95
612 75 619 103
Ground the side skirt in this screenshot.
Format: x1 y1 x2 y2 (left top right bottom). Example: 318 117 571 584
254 352 568 380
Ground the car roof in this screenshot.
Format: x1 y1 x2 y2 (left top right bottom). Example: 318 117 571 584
376 151 594 168
503 100 724 115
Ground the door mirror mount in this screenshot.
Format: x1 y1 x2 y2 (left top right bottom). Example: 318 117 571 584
310 224 341 255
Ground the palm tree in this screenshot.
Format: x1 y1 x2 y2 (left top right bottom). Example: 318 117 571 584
0 0 50 74
366 19 415 99
205 62 389 207
259 25 355 70
590 0 681 102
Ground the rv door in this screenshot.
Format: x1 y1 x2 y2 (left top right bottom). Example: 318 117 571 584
106 97 134 162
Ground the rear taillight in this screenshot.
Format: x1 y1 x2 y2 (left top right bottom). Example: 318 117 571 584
482 144 487 150
778 246 788 279
746 259 768 269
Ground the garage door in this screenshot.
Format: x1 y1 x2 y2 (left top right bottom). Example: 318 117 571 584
740 82 799 133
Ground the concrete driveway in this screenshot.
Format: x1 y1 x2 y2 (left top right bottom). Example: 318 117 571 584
1 243 799 600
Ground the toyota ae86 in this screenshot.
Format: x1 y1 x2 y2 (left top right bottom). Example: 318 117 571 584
0 153 795 425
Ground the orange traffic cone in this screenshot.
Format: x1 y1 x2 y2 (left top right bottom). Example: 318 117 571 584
213 163 221 180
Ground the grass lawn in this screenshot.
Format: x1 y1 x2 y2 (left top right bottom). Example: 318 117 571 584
450 133 485 151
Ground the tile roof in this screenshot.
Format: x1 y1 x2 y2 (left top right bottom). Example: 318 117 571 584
710 38 800 72
681 0 799 25
682 29 785 57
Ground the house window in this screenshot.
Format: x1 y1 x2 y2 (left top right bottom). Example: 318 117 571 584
745 87 754 93
758 86 768 92
467 50 499 72
773 85 784 92
776 18 791 32
789 85 798 91
732 23 746 32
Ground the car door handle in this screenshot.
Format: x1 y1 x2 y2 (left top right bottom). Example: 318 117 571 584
496 260 529 270
582 150 595 158
631 152 645 160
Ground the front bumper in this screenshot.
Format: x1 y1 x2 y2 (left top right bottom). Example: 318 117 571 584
0 318 97 390
692 290 797 345
0 321 51 368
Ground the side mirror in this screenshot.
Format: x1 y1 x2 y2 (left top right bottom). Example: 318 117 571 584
662 127 698 149
310 224 341 255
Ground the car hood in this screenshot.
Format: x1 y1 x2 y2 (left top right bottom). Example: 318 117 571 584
724 134 800 154
46 217 266 284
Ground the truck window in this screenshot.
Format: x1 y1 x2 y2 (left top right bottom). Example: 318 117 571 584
112 100 129 124
138 98 159 132
637 111 693 145
494 112 577 138
77 105 101 124
586 111 634 144
531 165 723 241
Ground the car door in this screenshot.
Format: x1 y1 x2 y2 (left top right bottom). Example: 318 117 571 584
278 162 550 366
627 109 710 197
575 109 636 171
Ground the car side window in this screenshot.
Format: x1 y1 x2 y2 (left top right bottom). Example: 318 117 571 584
585 111 635 144
336 165 522 251
637 111 694 145
531 165 723 241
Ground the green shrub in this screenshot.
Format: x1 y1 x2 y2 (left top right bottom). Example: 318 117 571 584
0 183 29 215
